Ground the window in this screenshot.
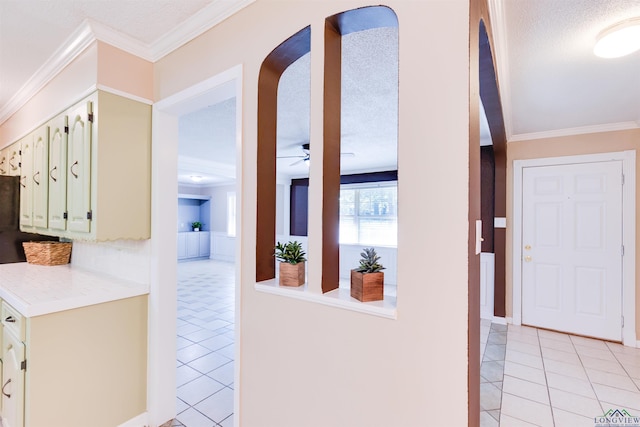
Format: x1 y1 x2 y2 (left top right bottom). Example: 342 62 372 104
339 182 397 246
227 192 236 237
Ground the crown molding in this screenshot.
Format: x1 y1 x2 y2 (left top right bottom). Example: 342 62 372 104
150 0 256 61
0 21 95 125
509 121 640 142
0 0 255 126
486 0 513 140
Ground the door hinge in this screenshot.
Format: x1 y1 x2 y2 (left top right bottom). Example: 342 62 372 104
64 126 69 134
622 245 625 256
88 113 94 123
87 211 92 220
622 316 625 327
63 212 68 220
21 360 27 371
622 173 625 185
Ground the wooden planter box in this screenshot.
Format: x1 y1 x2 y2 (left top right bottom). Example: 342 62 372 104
279 262 305 287
350 270 384 302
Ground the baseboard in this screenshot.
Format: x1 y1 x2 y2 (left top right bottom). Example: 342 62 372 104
211 254 235 262
492 316 507 325
118 412 149 427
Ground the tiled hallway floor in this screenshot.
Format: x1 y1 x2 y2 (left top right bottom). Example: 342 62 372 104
480 319 640 427
173 259 236 427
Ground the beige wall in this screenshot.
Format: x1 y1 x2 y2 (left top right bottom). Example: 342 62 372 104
506 129 640 338
97 42 154 102
155 0 472 425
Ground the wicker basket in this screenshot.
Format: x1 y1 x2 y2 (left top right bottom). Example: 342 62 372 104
22 241 72 266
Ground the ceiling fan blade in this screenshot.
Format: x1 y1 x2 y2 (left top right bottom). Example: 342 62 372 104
289 158 306 166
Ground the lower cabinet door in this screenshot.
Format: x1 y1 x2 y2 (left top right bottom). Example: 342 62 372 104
1 331 25 427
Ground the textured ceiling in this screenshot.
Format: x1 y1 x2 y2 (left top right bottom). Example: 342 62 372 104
499 0 640 138
0 0 213 110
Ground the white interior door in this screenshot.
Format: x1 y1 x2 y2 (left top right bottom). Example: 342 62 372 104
521 160 623 341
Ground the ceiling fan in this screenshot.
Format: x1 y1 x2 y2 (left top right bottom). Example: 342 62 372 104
278 143 355 166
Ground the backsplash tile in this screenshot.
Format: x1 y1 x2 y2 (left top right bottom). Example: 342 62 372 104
71 240 151 284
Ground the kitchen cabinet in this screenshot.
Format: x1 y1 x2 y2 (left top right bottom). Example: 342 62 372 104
18 135 33 229
0 143 21 177
0 148 7 175
0 290 147 427
178 231 210 260
18 90 151 241
47 115 68 232
177 232 188 259
19 126 49 230
1 302 25 427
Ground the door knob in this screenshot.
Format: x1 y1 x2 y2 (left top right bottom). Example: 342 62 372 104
524 256 532 262
524 245 531 250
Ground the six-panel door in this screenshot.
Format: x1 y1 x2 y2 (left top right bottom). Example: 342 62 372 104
521 161 623 341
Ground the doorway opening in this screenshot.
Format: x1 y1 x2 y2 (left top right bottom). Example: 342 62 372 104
150 65 242 426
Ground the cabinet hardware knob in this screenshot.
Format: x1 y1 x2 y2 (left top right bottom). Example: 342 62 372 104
70 160 79 178
1 378 11 398
524 256 532 262
524 245 531 250
50 166 57 182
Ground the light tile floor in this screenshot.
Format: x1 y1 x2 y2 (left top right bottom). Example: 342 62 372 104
170 259 236 427
480 319 640 427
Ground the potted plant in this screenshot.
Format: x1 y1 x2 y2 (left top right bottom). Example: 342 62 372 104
191 221 202 231
274 241 306 287
351 247 385 302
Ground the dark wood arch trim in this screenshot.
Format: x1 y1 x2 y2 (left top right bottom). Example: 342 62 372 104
323 6 398 293
256 26 311 282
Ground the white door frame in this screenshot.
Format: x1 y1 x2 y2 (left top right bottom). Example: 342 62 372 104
513 150 636 347
148 64 243 426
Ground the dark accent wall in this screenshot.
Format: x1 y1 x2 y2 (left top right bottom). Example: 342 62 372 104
290 178 309 236
481 145 495 252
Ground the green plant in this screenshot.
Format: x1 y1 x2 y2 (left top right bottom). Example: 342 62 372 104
191 221 202 229
274 241 306 265
355 247 385 273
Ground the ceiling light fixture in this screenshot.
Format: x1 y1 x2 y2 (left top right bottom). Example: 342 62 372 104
594 17 640 58
190 175 203 182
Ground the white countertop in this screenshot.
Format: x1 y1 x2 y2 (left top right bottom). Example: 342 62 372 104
0 262 149 317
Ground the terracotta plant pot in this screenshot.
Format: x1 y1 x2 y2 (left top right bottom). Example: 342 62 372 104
279 261 305 287
350 270 384 302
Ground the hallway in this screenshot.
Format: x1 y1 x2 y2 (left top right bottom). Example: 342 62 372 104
480 320 640 426
173 259 236 427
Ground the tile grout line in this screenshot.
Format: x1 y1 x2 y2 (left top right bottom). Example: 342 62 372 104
570 335 611 420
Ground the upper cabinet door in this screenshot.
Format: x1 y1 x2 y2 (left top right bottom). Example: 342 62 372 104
32 125 50 229
66 100 93 233
48 114 68 231
7 145 20 177
19 135 33 228
0 149 7 175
